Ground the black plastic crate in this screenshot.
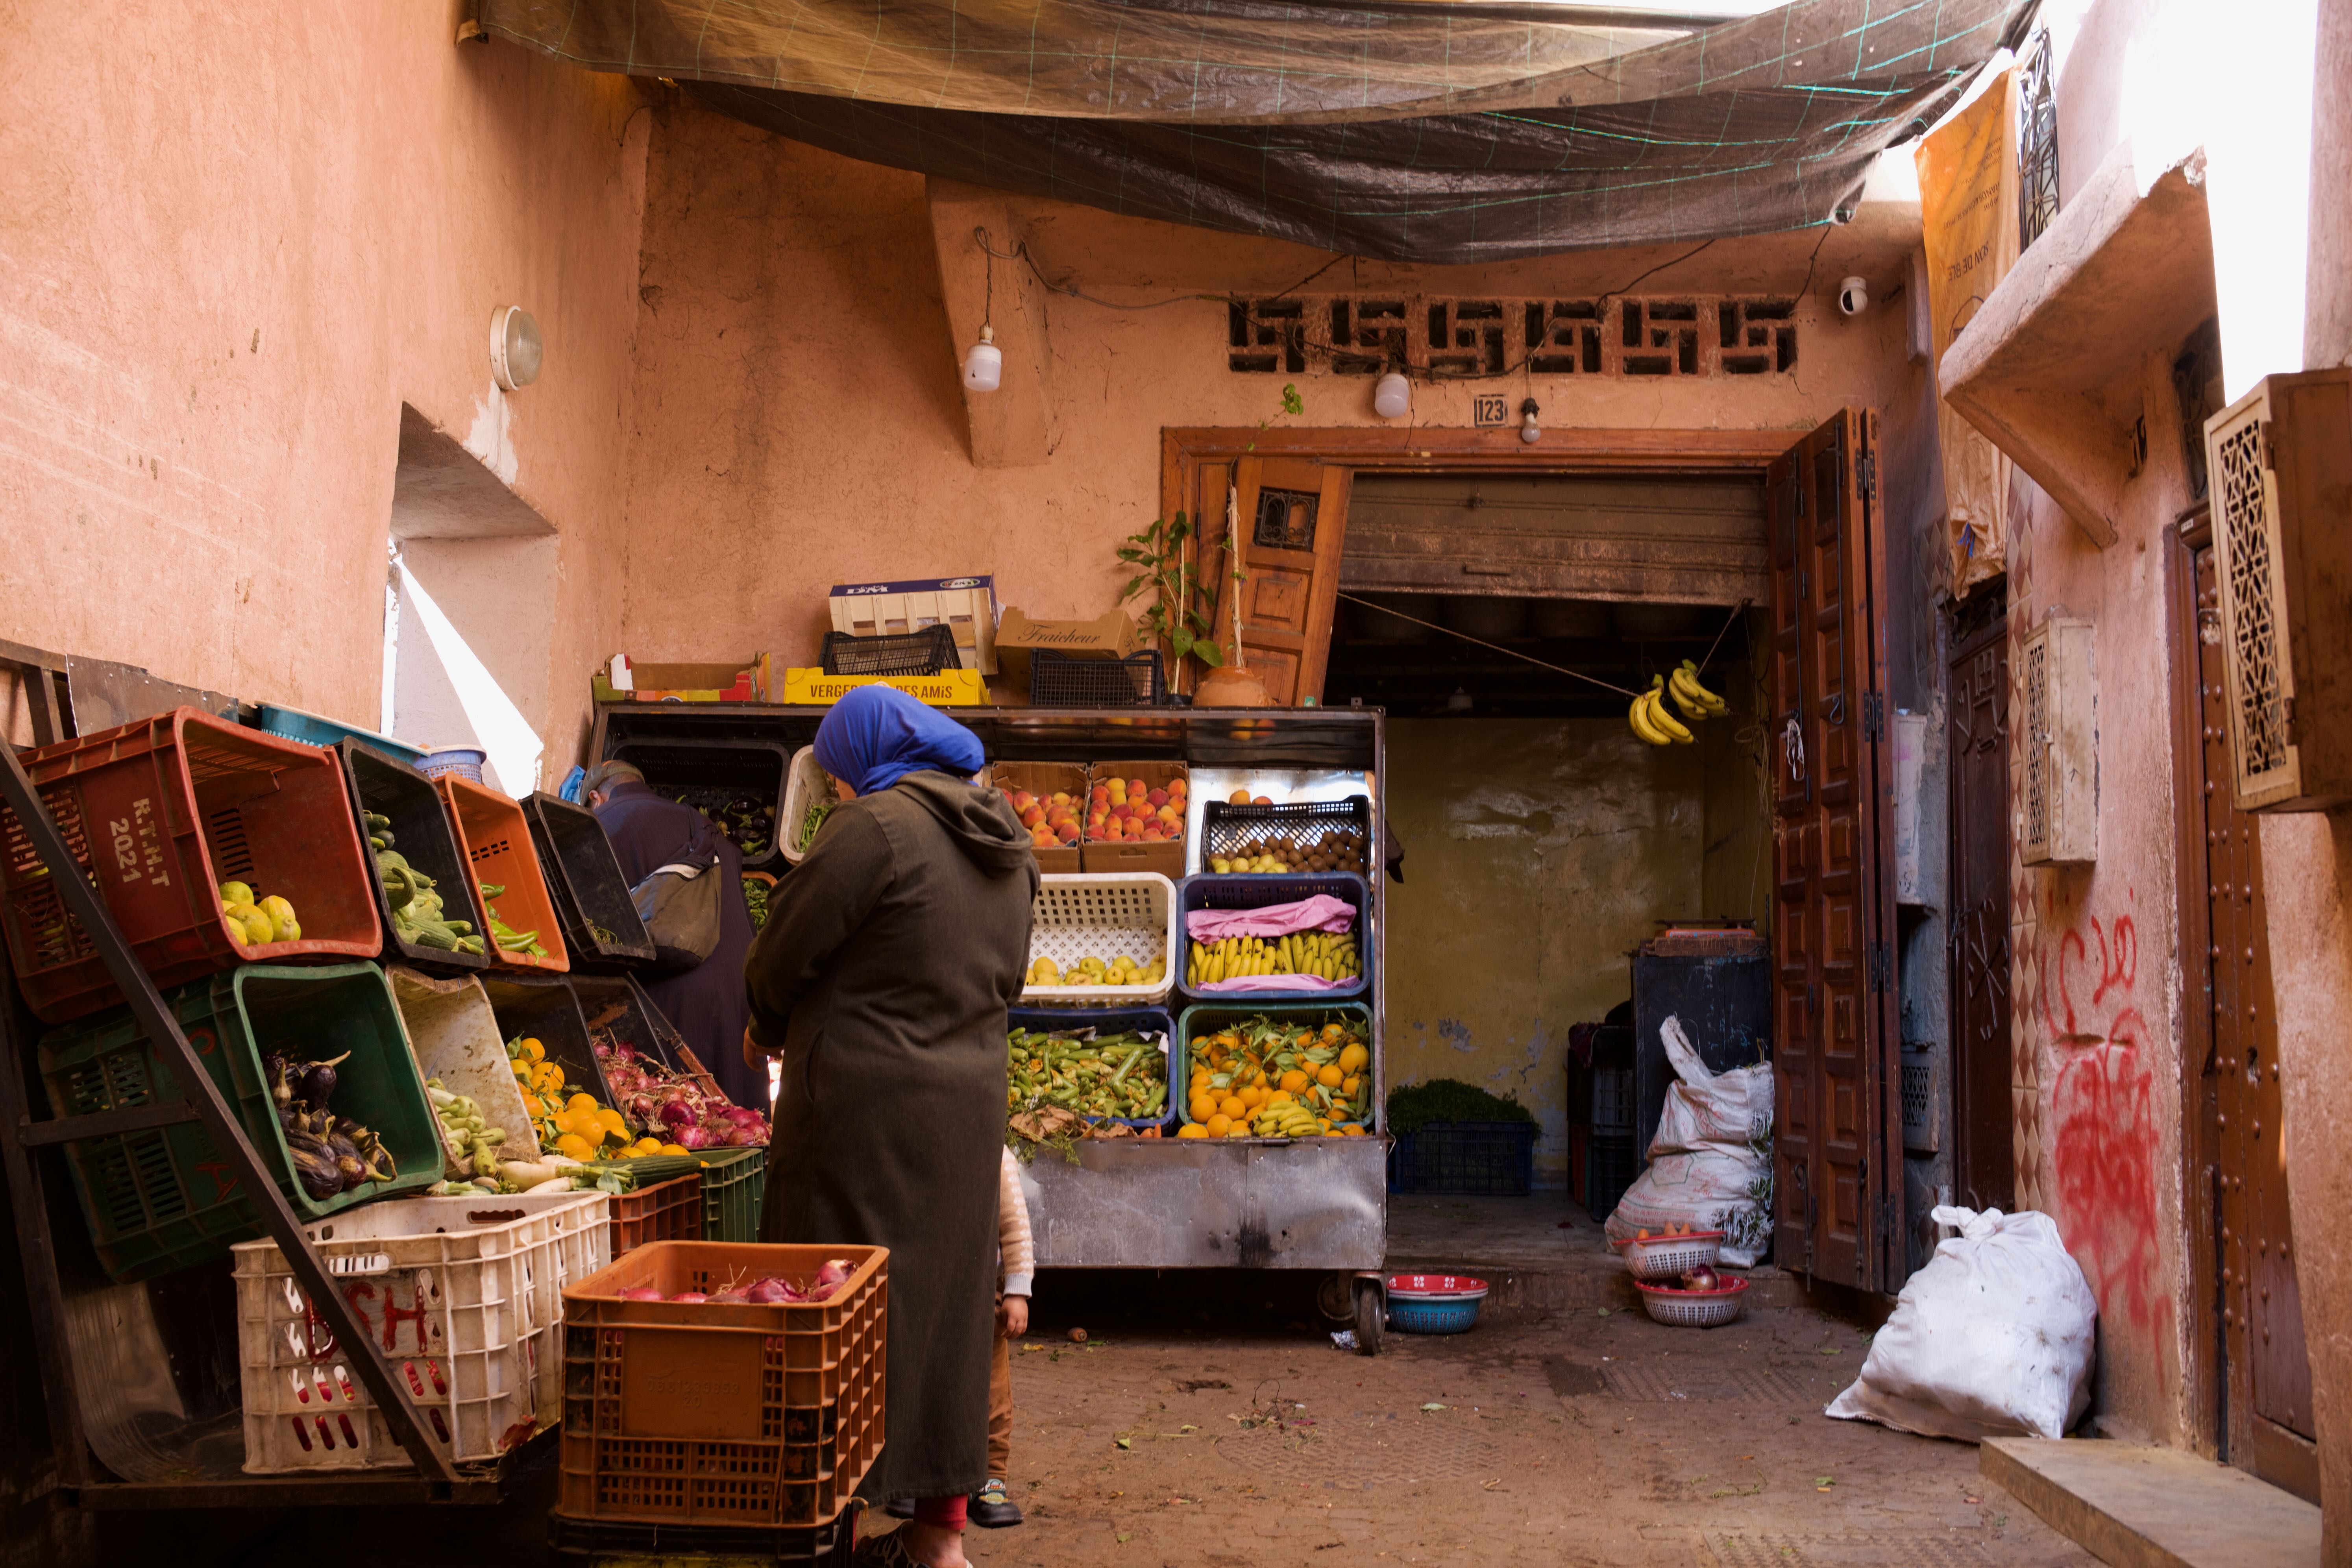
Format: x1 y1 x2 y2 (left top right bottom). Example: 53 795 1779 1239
1201 795 1373 873
549 1510 856 1565
1031 647 1163 707
480 973 621 1121
606 740 786 867
522 792 656 970
819 626 959 677
1391 1121 1537 1196
335 739 493 973
1587 1130 1640 1222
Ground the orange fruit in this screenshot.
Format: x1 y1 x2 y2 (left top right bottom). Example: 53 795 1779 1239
1189 1095 1218 1122
1239 1085 1265 1109
1280 1069 1309 1093
1177 1123 1207 1139
1219 1095 1246 1120
1224 1121 1251 1137
1206 1113 1232 1137
1316 1065 1344 1088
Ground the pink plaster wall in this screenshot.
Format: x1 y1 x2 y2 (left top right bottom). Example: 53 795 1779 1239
616 100 1931 682
0 3 647 760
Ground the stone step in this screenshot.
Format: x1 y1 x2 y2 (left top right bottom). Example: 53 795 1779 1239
1982 1437 2321 1568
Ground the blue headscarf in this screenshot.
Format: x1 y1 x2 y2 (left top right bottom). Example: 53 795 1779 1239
814 685 986 797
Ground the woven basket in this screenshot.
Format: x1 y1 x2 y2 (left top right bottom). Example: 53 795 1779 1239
1635 1276 1748 1328
1614 1229 1723 1282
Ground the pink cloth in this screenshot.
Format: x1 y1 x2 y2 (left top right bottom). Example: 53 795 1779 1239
1194 973 1342 993
1185 895 1355 941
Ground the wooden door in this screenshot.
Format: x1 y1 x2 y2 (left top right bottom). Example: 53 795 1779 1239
1767 410 1903 1290
1947 591 2014 1213
2193 542 2319 1499
1214 457 1352 704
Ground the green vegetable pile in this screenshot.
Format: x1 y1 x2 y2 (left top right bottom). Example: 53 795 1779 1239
1008 1025 1169 1126
425 1078 508 1194
366 813 485 955
669 790 774 859
795 796 836 854
742 875 771 930
477 881 547 957
1383 1077 1536 1135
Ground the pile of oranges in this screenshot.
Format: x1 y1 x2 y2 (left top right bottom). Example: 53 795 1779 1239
505 1034 686 1163
1176 1015 1373 1139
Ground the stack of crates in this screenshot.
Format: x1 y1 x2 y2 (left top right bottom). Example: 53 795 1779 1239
1569 1017 1638 1222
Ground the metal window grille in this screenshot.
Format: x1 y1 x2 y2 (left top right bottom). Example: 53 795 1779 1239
2018 31 2060 249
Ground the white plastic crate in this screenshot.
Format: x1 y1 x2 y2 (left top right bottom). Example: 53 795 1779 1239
389 966 544 1163
779 746 836 864
828 575 998 673
233 1190 610 1473
1022 873 1176 1006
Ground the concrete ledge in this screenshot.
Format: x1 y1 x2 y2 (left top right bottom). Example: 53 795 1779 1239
1982 1437 2321 1568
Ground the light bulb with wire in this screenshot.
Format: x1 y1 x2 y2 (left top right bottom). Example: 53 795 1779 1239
963 325 1001 392
1519 398 1542 444
1373 372 1410 420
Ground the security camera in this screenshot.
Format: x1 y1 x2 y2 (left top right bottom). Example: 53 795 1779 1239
1837 276 1869 317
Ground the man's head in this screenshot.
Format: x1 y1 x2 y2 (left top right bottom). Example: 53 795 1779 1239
580 760 647 809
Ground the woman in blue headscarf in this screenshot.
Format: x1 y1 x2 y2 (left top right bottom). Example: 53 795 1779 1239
745 687 1034 1568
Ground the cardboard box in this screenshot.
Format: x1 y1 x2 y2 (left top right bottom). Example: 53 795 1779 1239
773 668 986 707
987 761 1087 873
992 608 1143 696
829 576 999 674
593 656 761 704
1078 760 1190 879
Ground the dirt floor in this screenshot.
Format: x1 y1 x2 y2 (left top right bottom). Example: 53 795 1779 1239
941 1283 2099 1568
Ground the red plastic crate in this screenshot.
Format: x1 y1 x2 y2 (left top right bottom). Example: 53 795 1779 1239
608 1174 702 1258
0 708 383 1023
560 1241 886 1529
436 774 570 973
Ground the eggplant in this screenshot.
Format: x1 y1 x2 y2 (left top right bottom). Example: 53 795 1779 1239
285 1133 345 1201
295 1052 349 1109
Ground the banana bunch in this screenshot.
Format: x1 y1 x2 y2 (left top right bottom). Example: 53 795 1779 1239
1627 660 1727 746
1188 931 1359 986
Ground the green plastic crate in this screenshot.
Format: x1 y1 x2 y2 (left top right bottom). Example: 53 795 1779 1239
699 1146 767 1243
37 963 444 1282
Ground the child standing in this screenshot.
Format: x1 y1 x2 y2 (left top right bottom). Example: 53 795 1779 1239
973 1145 1032 1527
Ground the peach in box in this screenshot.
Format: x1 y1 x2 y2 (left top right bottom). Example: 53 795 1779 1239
1080 759 1189 879
988 760 1086 873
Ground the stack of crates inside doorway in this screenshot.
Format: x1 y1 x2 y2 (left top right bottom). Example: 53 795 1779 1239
1571 1017 1638 1222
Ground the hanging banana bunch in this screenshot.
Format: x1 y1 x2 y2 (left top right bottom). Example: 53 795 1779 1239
1627 660 1727 746
1670 659 1727 721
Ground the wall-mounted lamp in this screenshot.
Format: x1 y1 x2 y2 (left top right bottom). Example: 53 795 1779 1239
489 306 542 391
1518 398 1542 444
963 325 1002 392
1373 372 1411 420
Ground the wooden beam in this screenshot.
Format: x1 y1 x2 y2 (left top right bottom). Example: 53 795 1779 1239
927 179 1058 468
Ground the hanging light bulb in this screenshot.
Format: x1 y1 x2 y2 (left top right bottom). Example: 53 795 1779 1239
963 325 1002 392
1373 372 1411 420
1519 397 1542 444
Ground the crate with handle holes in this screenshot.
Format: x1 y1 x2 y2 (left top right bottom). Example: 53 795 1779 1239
1020 873 1177 1006
436 775 570 973
559 1240 888 1529
522 792 655 970
818 625 960 679
1200 795 1373 876
233 1189 610 1472
340 739 496 974
0 707 385 1023
1030 648 1164 707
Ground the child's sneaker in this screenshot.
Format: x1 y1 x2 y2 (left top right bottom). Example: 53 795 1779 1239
969 1477 1024 1528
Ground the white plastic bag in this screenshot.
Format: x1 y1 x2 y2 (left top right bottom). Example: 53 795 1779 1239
1825 1205 2097 1442
1601 1017 1774 1266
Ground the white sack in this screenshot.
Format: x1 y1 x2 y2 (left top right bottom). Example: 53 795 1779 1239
1601 1016 1774 1267
1825 1205 2097 1442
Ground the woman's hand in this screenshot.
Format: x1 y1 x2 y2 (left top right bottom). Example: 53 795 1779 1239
997 1294 1029 1338
743 1026 771 1070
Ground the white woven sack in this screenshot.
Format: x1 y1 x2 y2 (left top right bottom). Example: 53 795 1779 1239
1825 1205 2097 1443
1602 1016 1774 1266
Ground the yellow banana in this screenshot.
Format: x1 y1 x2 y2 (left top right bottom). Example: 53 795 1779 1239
1645 682 1695 743
1679 659 1728 714
1628 691 1672 746
1667 675 1710 721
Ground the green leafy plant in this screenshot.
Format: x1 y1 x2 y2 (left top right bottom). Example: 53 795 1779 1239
1117 510 1226 669
1383 1077 1536 1134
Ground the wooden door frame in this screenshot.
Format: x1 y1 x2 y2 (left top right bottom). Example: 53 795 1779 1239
2167 503 2224 1459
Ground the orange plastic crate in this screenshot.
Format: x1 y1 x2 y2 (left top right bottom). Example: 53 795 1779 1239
608 1174 702 1259
0 708 382 1022
435 774 570 973
560 1241 886 1528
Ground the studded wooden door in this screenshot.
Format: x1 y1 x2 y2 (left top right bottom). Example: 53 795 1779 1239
2194 542 2319 1499
1947 593 2014 1214
1768 410 1902 1290
1218 457 1353 704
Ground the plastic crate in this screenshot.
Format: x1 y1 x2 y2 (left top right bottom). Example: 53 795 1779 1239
548 1511 855 1566
1021 873 1177 1006
1591 1067 1635 1134
418 749 487 784
1176 872 1369 1002
1174 1000 1376 1135
37 963 445 1282
779 747 836 865
1078 760 1189 880
250 704 428 765
338 740 494 974
560 1241 888 1529
1007 1006 1176 1132
1200 795 1374 876
608 740 788 867
0 707 386 1024
1030 648 1163 707
1587 1130 1639 1222
610 1174 703 1258
233 1189 610 1472
390 965 546 1163
437 774 571 973
818 627 958 678
522 792 655 969
700 1146 768 1242
481 974 621 1130
1392 1122 1537 1196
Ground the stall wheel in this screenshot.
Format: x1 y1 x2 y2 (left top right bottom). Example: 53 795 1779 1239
1354 1277 1384 1356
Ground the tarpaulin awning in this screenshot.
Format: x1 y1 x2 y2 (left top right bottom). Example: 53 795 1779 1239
483 0 2039 262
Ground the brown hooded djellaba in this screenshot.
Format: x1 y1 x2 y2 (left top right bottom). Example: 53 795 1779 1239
746 770 1036 1503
